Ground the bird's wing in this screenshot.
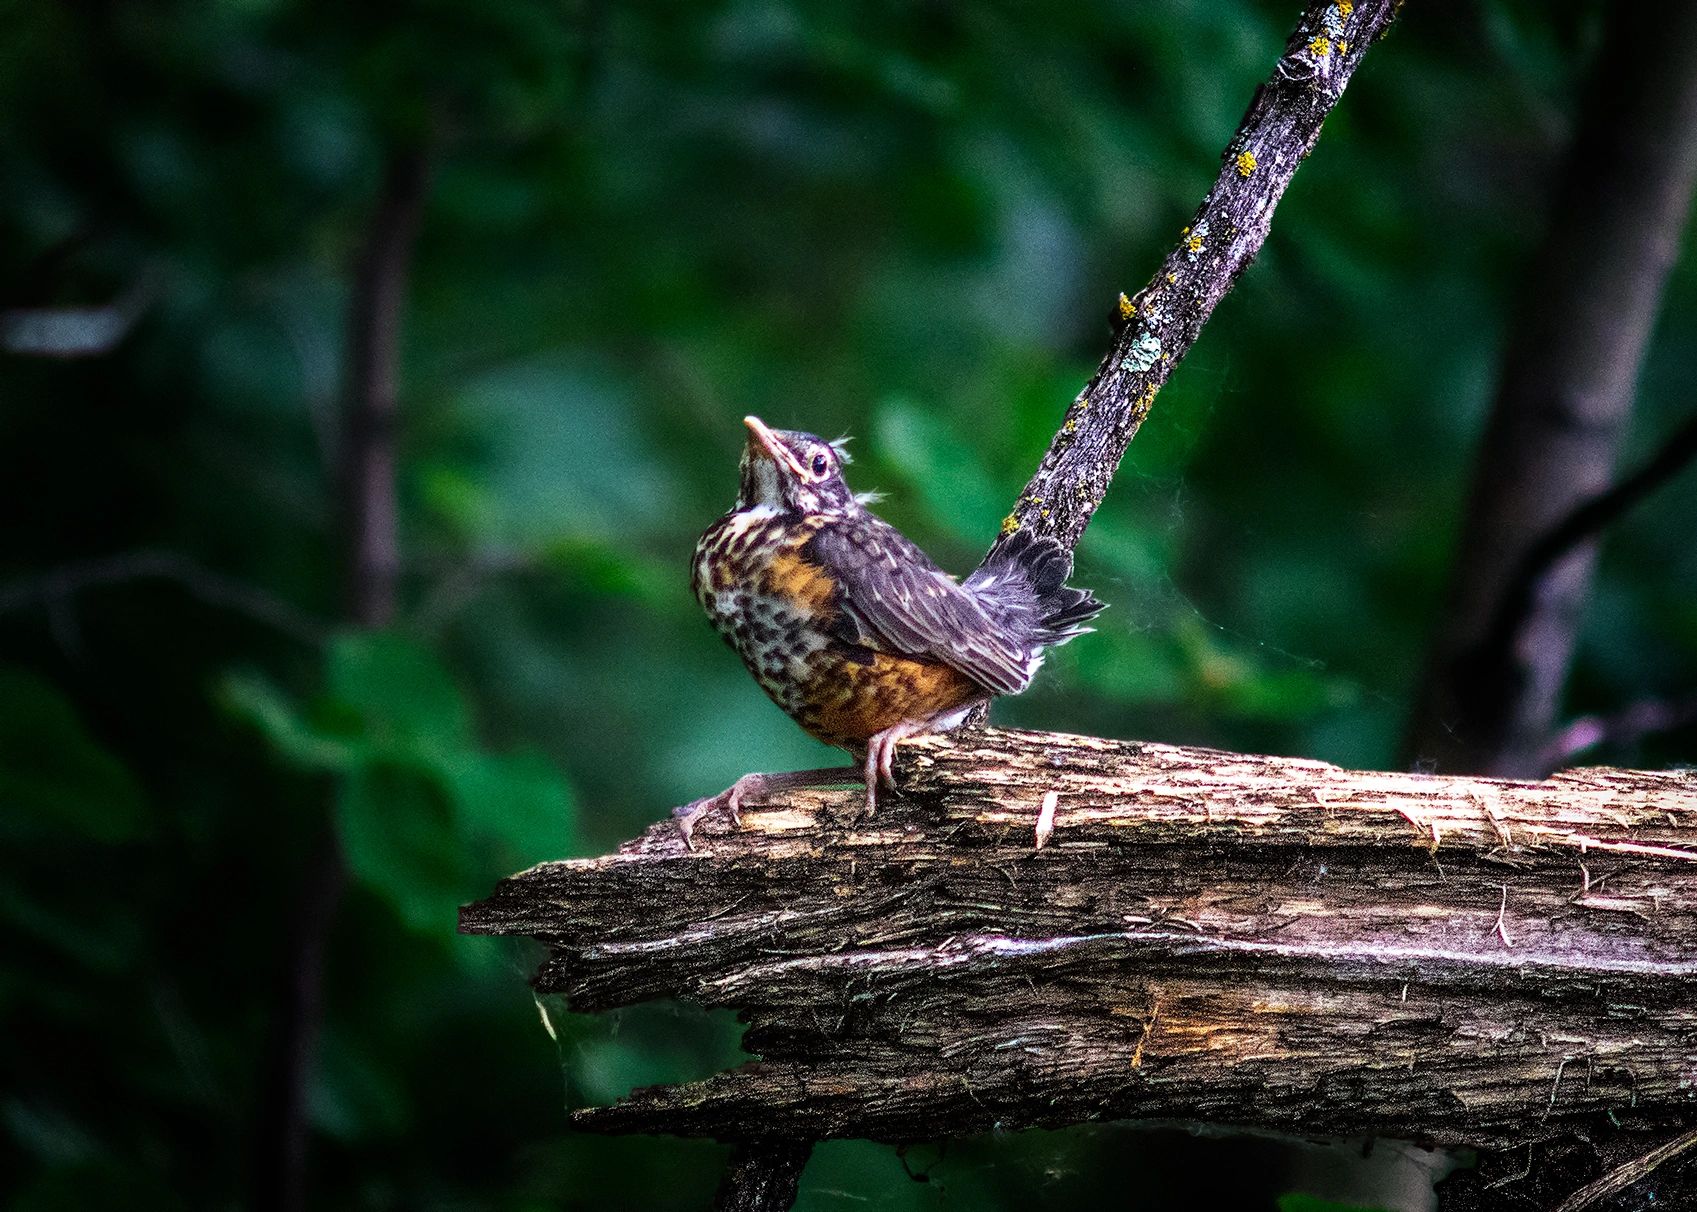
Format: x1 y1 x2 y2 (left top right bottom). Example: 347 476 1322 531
804 516 1035 696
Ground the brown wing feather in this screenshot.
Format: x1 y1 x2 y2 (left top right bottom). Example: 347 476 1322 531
803 517 1035 696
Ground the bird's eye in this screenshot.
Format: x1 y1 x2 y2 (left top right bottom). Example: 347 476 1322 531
810 452 830 476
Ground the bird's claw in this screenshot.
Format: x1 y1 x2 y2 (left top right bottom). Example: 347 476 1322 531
672 784 744 850
861 725 916 818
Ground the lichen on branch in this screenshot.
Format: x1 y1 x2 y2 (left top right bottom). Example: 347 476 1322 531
997 0 1398 556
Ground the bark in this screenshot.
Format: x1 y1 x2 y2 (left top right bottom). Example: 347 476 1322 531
1404 5 1697 778
463 726 1697 1150
994 0 1399 557
713 1141 814 1212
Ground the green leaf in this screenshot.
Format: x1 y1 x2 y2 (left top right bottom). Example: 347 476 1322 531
1278 1194 1390 1212
0 669 148 843
335 762 468 935
220 671 356 773
325 632 472 760
443 749 574 865
309 1025 412 1143
873 396 1006 544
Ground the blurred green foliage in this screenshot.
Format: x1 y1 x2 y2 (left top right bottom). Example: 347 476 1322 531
2 0 1694 1208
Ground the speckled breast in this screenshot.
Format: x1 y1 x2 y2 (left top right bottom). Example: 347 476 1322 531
692 507 981 750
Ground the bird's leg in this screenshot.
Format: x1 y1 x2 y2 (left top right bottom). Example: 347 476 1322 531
861 718 934 817
672 766 860 849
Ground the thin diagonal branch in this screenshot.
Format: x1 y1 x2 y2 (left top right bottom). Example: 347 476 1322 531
995 0 1399 559
1541 690 1697 771
1551 1126 1697 1212
1479 408 1697 715
1514 408 1697 585
0 549 328 646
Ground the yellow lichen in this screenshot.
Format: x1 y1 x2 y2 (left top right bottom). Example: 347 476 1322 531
1235 150 1258 177
1186 233 1204 254
1062 418 1077 435
1308 35 1331 56
1166 272 1177 284
1338 39 1349 52
1337 0 1353 15
1116 291 1138 324
999 514 1021 536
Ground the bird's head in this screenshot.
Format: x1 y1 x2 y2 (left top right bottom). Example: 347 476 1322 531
736 416 863 515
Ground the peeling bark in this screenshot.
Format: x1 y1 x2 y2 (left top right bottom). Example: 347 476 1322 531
462 727 1697 1150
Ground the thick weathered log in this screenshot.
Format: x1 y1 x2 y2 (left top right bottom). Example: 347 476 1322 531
462 727 1697 1150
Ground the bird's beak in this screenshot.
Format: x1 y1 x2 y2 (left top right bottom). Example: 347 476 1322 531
743 415 805 476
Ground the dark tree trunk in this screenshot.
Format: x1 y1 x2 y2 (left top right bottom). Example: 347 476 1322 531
713 1141 815 1212
1404 5 1697 778
252 147 431 1212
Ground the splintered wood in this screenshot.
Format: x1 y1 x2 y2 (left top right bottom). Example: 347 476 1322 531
462 727 1697 1148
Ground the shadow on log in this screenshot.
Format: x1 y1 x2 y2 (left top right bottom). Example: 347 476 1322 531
461 727 1697 1152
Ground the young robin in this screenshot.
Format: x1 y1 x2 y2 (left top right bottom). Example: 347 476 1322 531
677 415 1103 844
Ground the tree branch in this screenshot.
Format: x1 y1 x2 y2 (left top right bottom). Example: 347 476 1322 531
1541 690 1697 771
1476 409 1697 771
995 0 1398 558
464 727 1697 1150
0 549 328 646
340 148 432 629
1508 408 1697 602
1551 1126 1697 1212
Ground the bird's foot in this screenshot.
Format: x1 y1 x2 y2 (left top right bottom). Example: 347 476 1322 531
672 779 748 850
673 767 861 848
861 719 934 817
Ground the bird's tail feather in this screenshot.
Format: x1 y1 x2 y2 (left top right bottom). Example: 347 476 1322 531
966 528 1105 648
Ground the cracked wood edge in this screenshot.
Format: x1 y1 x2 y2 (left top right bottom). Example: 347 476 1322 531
460 728 1697 1146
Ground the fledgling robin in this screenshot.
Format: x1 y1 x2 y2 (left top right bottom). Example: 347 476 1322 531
675 415 1103 844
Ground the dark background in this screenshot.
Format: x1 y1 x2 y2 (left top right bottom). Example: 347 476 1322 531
3 1 1693 1209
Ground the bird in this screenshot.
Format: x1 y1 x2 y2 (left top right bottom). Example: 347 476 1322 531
676 415 1104 845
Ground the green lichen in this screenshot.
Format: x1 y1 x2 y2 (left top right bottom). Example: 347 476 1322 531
1119 329 1162 374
